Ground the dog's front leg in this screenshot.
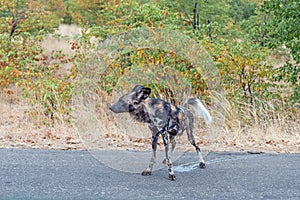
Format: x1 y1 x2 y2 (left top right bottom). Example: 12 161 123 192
141 131 159 176
162 132 176 181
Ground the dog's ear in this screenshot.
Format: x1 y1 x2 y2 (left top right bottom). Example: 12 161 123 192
133 85 151 103
139 87 151 99
132 85 144 92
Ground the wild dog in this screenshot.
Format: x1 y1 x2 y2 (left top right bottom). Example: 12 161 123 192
109 85 212 181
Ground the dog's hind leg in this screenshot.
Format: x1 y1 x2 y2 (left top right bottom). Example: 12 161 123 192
187 131 206 168
162 132 176 181
186 112 206 169
142 131 159 176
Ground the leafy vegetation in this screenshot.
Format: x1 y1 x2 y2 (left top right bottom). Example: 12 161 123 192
258 0 299 104
1 0 299 131
0 0 74 124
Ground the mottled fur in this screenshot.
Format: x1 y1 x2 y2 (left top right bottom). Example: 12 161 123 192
109 85 211 181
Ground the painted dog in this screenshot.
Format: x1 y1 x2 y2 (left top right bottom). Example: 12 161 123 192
109 85 212 181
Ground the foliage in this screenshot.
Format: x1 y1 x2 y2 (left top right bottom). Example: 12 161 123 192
229 0 257 22
204 36 271 106
0 0 60 36
174 0 232 26
64 0 184 38
1 0 298 127
0 34 41 86
0 34 74 124
100 48 208 98
22 77 74 124
252 0 299 104
0 0 77 124
259 0 299 61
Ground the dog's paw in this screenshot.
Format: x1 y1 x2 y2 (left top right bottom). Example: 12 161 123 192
169 174 176 181
199 162 206 169
141 170 152 176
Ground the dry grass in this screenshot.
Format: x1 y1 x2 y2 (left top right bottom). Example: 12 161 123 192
1 83 299 153
0 87 82 150
72 87 300 153
207 99 300 153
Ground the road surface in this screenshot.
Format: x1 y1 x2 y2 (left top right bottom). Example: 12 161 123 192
0 148 299 199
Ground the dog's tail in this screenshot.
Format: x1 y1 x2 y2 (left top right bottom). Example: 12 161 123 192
183 98 212 125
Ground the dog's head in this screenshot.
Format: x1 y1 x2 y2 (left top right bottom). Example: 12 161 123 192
109 85 151 113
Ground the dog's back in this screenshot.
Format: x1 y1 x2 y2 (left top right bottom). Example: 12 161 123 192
142 98 186 135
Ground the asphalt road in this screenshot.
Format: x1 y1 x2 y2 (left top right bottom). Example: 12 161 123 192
0 148 299 200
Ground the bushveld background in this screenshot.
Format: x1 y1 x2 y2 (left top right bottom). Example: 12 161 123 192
0 0 299 153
